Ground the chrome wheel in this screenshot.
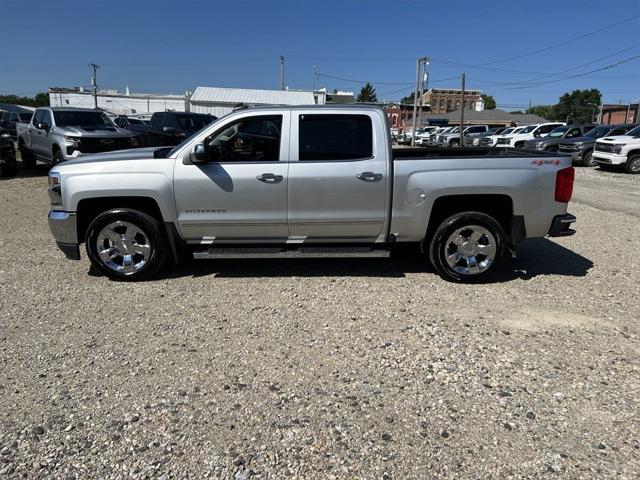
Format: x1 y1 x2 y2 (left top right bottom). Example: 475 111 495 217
444 225 497 275
96 221 152 275
629 156 640 173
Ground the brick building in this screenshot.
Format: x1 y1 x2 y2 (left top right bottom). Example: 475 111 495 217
601 103 639 124
421 88 483 114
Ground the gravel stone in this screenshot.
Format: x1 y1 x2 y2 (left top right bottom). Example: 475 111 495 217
0 165 638 478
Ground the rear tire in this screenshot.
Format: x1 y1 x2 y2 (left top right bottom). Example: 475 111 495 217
582 150 596 167
624 154 640 174
85 208 168 281
427 211 506 283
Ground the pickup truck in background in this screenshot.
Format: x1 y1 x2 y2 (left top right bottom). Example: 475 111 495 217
47 105 576 283
479 126 520 147
496 122 566 149
126 111 216 147
524 124 596 152
438 125 489 147
0 127 17 178
592 124 640 173
558 123 637 166
16 107 140 167
1 109 34 139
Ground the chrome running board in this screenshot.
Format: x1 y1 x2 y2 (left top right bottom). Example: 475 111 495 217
193 246 390 259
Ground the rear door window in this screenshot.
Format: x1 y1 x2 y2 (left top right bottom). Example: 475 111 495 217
299 114 373 161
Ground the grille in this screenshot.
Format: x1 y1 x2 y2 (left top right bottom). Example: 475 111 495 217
594 143 615 153
558 144 578 152
78 137 133 154
497 138 510 145
480 137 493 146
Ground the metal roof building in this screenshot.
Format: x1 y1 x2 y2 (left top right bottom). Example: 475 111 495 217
189 86 326 117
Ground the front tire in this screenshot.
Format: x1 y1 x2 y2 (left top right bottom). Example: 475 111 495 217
53 149 64 165
85 208 168 281
624 154 640 174
581 150 596 167
428 211 506 283
19 143 35 168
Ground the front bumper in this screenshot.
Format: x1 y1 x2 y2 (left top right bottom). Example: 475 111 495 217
548 213 576 237
593 152 626 165
48 210 80 260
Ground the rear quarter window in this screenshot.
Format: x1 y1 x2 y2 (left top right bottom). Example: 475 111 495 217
299 114 373 161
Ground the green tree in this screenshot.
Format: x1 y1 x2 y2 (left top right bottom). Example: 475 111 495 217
528 88 602 123
357 83 378 103
0 92 49 107
481 94 496 109
400 91 415 105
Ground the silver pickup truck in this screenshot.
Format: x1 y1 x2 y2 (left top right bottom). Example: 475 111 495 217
17 107 139 167
47 105 576 283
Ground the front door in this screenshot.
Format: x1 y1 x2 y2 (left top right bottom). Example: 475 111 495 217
173 113 290 244
287 112 388 243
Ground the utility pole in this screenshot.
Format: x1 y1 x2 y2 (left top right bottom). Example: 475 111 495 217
280 56 285 91
597 102 603 123
459 73 466 146
312 64 317 91
528 99 532 114
411 56 429 146
89 63 100 109
624 102 631 123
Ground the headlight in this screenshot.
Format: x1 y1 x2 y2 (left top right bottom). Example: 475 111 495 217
1 132 10 138
536 143 546 149
614 144 625 154
573 143 583 148
473 138 480 145
64 135 80 143
48 173 62 206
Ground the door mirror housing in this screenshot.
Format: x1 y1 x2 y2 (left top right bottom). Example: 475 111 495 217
36 122 49 131
189 143 207 164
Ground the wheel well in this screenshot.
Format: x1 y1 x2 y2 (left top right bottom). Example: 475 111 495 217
52 144 60 154
515 141 525 148
76 197 164 242
425 194 513 243
627 149 640 158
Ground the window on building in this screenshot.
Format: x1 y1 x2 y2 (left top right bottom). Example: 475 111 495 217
299 114 372 161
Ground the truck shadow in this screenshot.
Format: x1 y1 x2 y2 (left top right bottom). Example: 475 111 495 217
152 238 592 282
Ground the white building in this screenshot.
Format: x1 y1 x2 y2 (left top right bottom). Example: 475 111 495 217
189 86 326 117
49 87 189 116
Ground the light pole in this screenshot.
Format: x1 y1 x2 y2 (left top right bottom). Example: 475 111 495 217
411 56 430 147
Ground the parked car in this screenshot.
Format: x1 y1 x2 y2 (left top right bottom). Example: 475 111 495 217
47 105 576 284
524 124 596 152
127 111 217 147
0 127 17 178
465 127 507 147
16 107 140 168
415 126 439 145
496 122 566 148
558 123 637 166
438 125 488 147
479 126 520 147
113 115 149 129
1 110 34 139
592 124 640 173
426 127 451 146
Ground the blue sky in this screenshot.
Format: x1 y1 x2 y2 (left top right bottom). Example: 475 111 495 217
1 0 639 109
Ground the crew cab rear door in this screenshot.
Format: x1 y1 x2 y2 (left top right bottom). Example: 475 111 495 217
173 111 290 243
287 110 388 243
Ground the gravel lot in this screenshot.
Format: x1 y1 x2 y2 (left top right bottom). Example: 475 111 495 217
1 163 639 479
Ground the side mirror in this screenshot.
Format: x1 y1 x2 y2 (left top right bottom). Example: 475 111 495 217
37 122 49 130
189 143 207 164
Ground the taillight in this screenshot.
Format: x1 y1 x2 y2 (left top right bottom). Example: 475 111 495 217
555 166 574 203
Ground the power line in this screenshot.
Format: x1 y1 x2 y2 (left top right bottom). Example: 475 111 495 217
476 13 640 66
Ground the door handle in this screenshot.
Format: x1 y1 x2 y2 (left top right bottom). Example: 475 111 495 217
356 172 383 182
256 173 283 183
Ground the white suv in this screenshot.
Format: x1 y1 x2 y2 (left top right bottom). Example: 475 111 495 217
592 124 640 174
495 122 566 148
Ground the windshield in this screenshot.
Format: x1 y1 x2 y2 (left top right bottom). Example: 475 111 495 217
500 127 514 135
520 125 537 133
18 112 33 121
627 125 640 137
53 111 115 128
585 125 615 138
548 126 569 138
